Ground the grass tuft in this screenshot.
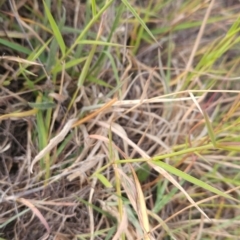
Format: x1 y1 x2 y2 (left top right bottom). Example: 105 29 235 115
1 0 240 239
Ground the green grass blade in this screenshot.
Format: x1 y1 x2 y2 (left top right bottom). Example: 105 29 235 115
75 197 116 221
93 173 113 188
45 38 59 72
88 75 113 88
104 227 117 240
203 110 216 147
43 0 66 56
121 0 158 45
28 101 56 110
78 40 123 47
91 0 97 16
28 38 52 62
0 209 30 229
63 0 114 59
152 160 237 201
132 0 153 54
101 51 120 86
77 43 97 87
90 3 124 74
136 163 150 182
0 39 31 54
73 1 92 59
51 56 87 74
153 179 185 213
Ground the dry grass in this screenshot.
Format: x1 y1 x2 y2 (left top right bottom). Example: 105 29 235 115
1 0 240 239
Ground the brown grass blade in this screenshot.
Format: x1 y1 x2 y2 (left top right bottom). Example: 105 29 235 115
18 198 50 234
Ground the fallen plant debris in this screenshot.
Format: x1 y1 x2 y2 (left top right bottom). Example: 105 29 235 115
1 0 240 239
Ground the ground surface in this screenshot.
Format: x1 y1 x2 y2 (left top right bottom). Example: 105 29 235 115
1 0 240 240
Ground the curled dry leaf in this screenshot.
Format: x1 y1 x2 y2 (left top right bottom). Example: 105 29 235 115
0 55 42 65
30 118 77 173
48 92 68 103
18 198 50 234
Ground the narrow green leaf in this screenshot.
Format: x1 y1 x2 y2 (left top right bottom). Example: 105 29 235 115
133 0 153 53
28 38 52 62
35 94 51 176
76 197 116 221
104 227 116 240
0 39 31 54
121 0 159 45
91 0 97 16
203 110 216 147
100 51 120 87
216 144 240 152
78 40 123 47
152 161 237 202
137 163 150 182
59 4 66 30
43 0 66 56
153 179 184 213
28 101 56 110
46 38 58 72
88 76 113 88
226 17 240 37
94 173 113 188
63 0 114 59
90 3 125 74
0 209 30 229
52 57 87 74
77 44 97 87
